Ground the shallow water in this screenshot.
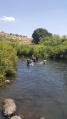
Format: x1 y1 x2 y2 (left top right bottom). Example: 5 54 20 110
0 58 67 119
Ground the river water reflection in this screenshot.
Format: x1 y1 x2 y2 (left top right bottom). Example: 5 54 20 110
0 58 67 119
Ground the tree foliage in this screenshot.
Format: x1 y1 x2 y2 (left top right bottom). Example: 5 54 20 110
32 28 52 44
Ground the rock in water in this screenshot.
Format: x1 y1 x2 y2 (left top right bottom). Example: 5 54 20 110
5 80 11 84
2 99 16 116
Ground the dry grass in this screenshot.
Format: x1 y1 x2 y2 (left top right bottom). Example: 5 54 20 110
0 32 32 44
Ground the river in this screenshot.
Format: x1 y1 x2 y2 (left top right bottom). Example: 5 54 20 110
0 58 67 119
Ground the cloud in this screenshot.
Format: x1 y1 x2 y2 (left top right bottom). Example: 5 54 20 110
0 16 15 22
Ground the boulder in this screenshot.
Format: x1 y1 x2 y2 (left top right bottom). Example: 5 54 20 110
18 108 27 118
2 99 16 116
27 112 40 119
11 115 22 119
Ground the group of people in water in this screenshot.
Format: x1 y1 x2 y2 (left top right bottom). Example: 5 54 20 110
27 55 38 66
22 55 46 66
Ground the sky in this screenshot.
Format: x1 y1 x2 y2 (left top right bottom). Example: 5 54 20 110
0 0 67 38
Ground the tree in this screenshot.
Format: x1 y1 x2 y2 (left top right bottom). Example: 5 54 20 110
32 28 52 44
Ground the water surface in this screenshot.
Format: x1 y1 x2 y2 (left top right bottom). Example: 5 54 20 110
0 58 67 119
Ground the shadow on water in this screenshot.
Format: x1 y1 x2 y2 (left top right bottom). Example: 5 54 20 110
0 58 67 119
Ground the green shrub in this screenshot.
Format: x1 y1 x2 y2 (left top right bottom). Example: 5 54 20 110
0 41 18 82
6 67 16 76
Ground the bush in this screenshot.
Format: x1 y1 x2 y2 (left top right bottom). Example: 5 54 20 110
0 41 18 81
6 67 16 76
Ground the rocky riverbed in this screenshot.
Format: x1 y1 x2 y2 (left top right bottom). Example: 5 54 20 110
2 98 45 119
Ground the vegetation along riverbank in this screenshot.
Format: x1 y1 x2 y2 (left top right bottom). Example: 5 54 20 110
0 28 67 86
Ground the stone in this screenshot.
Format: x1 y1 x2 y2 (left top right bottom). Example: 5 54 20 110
40 117 45 119
2 99 16 116
11 115 22 119
5 80 11 84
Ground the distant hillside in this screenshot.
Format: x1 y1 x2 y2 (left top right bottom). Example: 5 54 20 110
0 32 32 44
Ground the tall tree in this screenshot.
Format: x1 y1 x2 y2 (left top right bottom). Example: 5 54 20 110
32 28 52 44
